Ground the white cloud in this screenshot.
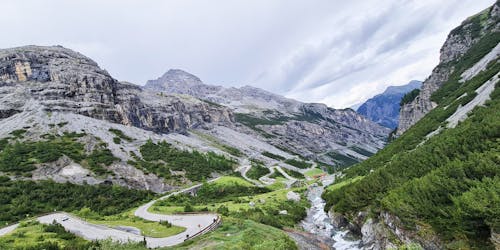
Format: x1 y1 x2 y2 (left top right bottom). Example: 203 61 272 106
0 0 495 108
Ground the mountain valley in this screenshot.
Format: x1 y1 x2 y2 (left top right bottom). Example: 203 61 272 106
0 1 499 250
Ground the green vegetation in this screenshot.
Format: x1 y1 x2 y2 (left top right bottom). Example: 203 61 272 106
327 152 359 169
449 6 491 39
220 145 243 157
133 139 236 181
269 170 285 179
153 177 308 229
323 34 500 248
86 148 118 175
174 217 297 250
284 159 312 169
0 132 117 176
431 32 500 103
192 131 243 157
0 178 153 225
247 164 271 180
0 220 92 250
325 176 363 192
159 177 269 205
235 113 289 127
113 137 122 144
9 129 27 138
262 151 286 161
304 168 325 178
400 89 420 106
234 113 283 138
201 99 224 108
75 208 185 238
57 122 68 127
109 128 133 142
349 146 375 157
282 168 304 179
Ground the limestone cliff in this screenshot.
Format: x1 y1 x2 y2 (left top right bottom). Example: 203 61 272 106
396 2 500 135
0 46 233 134
145 69 390 167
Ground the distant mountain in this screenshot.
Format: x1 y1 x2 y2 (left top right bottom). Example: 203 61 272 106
145 69 391 168
356 80 422 129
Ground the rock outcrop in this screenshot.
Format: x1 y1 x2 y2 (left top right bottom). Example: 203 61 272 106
357 80 421 129
0 46 233 134
145 69 302 114
396 3 500 135
145 69 390 166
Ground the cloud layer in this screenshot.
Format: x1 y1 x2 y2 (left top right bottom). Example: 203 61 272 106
0 0 495 108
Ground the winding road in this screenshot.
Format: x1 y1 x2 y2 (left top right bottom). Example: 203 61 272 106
0 178 221 248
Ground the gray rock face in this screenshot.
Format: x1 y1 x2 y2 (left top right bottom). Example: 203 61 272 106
0 46 233 134
145 69 390 166
260 104 389 165
396 3 500 135
145 69 302 114
357 81 422 129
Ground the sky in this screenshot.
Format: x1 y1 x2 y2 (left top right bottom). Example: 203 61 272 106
1 0 495 108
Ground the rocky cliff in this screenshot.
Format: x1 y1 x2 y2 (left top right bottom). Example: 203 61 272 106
145 69 390 167
0 46 233 134
396 2 500 135
145 70 302 114
357 80 421 129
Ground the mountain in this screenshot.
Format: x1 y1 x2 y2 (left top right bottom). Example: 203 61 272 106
0 45 239 192
0 46 233 134
145 69 391 168
357 80 422 129
145 69 302 114
323 2 499 249
396 2 500 135
0 44 389 194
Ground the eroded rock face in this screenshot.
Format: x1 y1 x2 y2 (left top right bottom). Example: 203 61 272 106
396 3 500 135
145 69 391 165
0 46 233 134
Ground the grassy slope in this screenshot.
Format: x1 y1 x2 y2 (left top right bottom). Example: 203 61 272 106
172 217 297 250
74 208 186 238
304 168 325 178
0 220 91 249
151 186 303 214
322 25 500 248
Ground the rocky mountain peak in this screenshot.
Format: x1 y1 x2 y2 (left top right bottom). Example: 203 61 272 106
0 46 233 134
152 68 202 85
144 68 205 93
382 80 422 95
357 80 422 129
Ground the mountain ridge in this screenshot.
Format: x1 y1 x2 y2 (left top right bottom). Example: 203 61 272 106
396 2 500 135
144 68 390 167
357 80 422 129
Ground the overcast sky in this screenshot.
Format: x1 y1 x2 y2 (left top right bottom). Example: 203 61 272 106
1 0 495 108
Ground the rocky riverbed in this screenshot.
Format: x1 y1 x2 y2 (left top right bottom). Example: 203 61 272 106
298 176 361 250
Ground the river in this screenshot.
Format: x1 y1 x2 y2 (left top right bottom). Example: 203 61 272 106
300 175 361 250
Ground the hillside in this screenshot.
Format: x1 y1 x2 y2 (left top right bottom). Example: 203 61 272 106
357 80 422 129
397 2 500 135
323 2 500 249
0 44 380 249
145 69 390 168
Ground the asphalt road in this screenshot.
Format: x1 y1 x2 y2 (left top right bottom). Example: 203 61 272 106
0 178 221 248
